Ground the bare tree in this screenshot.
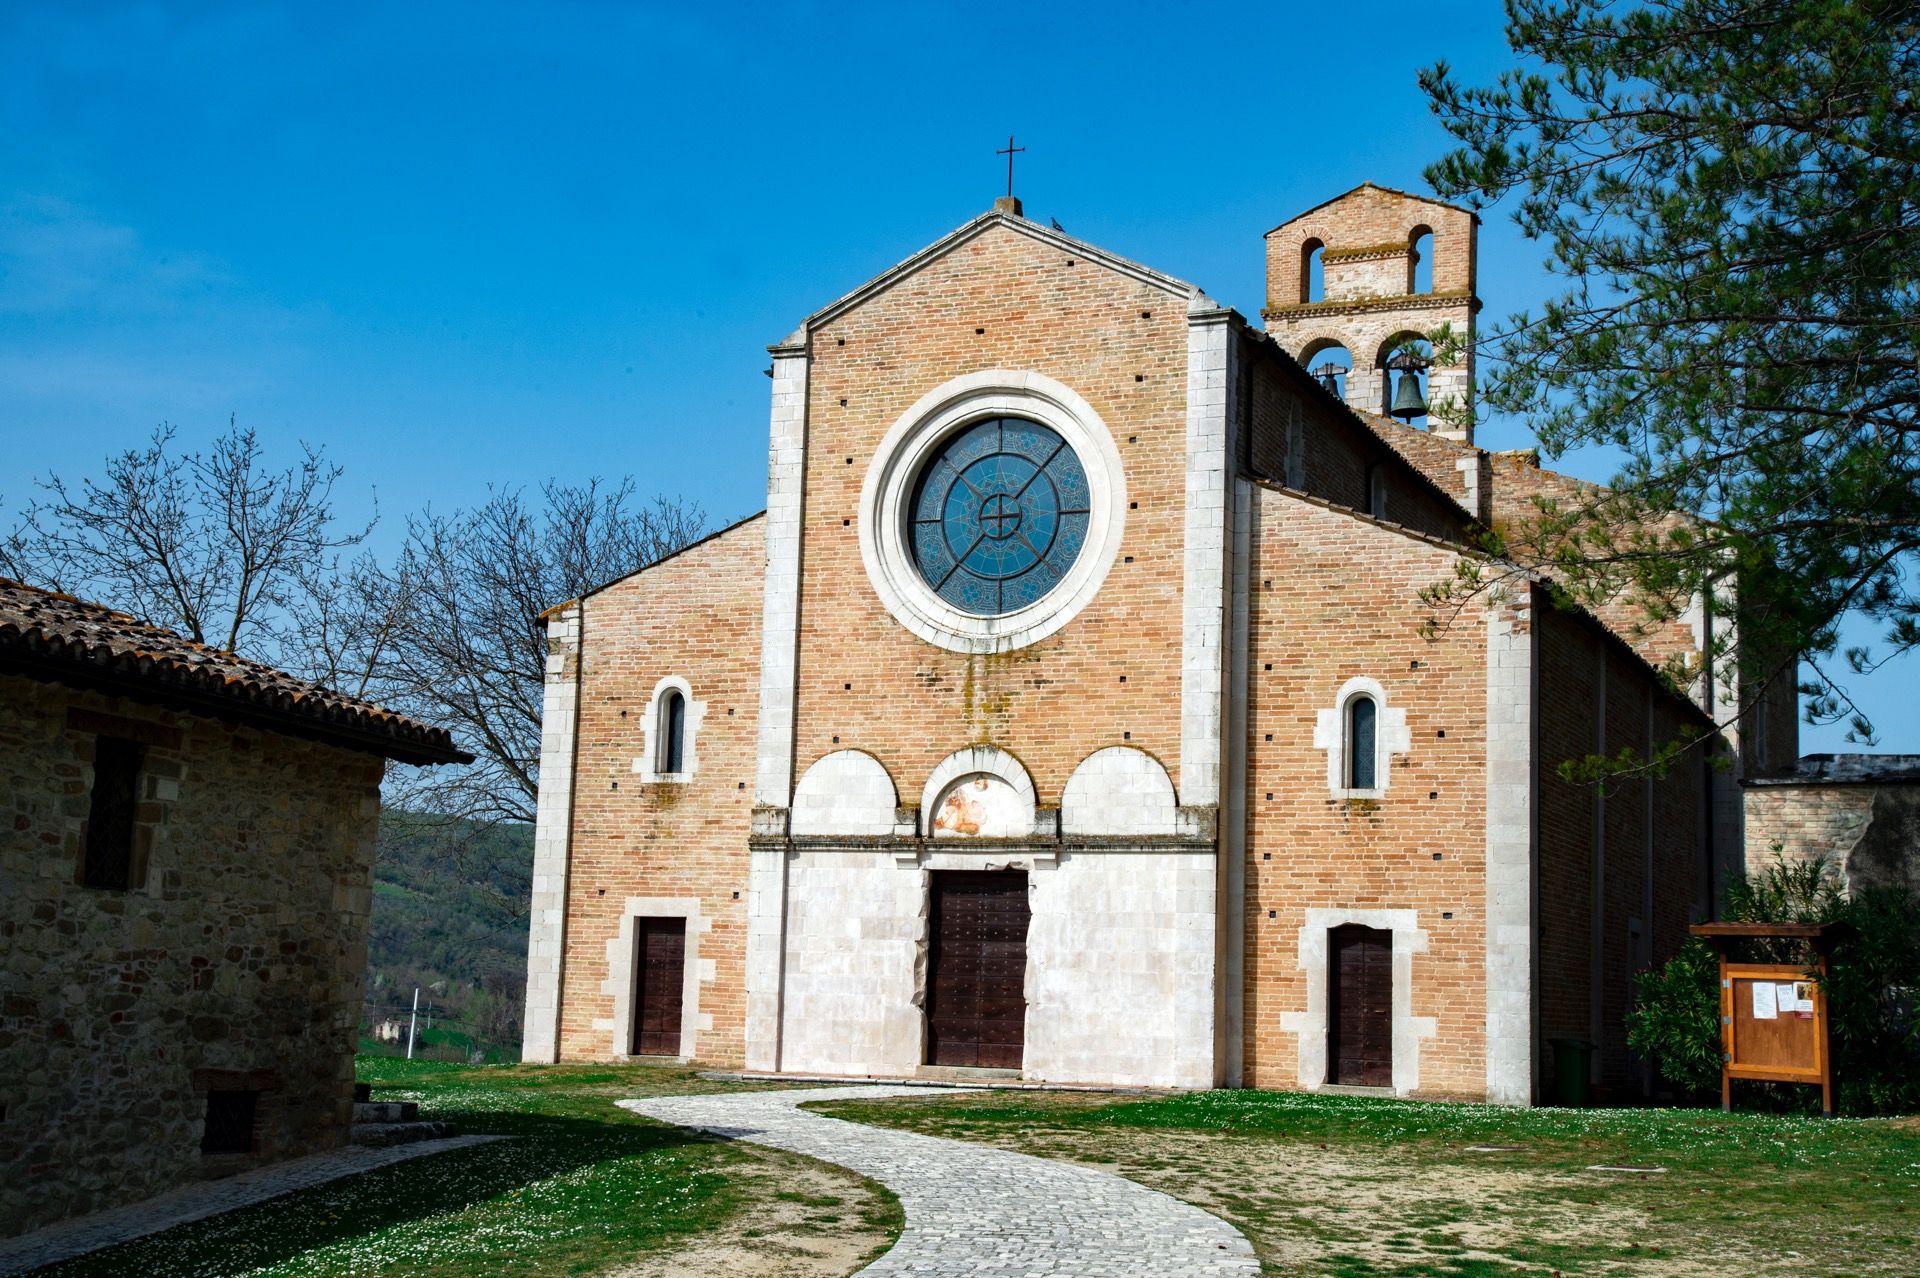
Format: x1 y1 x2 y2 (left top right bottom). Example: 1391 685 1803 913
1 419 371 657
371 480 706 826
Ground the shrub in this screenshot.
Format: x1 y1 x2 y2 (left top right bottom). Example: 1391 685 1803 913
1628 852 1920 1115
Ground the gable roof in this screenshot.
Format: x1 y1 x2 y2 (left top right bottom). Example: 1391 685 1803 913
1263 181 1480 238
777 207 1210 347
0 578 470 766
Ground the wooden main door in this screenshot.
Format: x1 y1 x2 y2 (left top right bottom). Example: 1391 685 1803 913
630 917 686 1056
926 871 1029 1069
1328 924 1393 1086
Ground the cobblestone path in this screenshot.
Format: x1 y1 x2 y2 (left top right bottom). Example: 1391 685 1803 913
0 1135 503 1276
621 1086 1259 1277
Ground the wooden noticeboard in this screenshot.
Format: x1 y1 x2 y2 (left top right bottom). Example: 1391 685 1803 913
1690 922 1846 1116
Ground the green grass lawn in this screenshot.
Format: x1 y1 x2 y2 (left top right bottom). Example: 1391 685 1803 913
40 1058 900 1278
812 1089 1920 1276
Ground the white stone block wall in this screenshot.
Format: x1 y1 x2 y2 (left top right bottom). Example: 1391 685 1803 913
521 603 581 1064
779 851 927 1075
1060 747 1178 835
792 750 899 836
1180 299 1233 809
1026 850 1217 1088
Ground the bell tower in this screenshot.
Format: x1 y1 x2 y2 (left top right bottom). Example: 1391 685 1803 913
1261 183 1480 445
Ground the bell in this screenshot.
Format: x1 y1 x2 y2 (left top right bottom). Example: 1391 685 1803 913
1389 368 1429 421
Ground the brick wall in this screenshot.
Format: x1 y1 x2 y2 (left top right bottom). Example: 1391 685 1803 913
1 676 383 1237
1532 605 1707 1096
555 517 764 1064
1241 488 1490 1098
791 224 1190 808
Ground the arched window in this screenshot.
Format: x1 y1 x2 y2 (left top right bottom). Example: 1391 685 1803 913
1346 695 1378 790
1301 338 1352 402
1301 239 1325 303
1408 227 1434 294
660 690 686 775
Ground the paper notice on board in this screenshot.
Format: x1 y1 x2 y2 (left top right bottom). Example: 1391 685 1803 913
1752 981 1778 1019
1777 982 1801 1014
1792 982 1817 1016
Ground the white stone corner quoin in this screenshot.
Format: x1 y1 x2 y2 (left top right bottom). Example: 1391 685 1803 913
791 749 903 837
858 369 1128 654
633 674 706 783
1311 675 1412 799
1061 746 1179 836
1484 603 1538 1106
522 602 581 1065
921 745 1043 838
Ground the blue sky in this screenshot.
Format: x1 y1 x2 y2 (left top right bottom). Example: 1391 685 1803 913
1 0 1909 751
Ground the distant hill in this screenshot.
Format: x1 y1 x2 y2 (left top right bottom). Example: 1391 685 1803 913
360 812 532 1062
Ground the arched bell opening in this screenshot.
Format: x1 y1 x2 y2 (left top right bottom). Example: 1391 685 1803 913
1301 238 1326 304
1300 336 1353 404
1407 226 1434 295
1376 333 1432 426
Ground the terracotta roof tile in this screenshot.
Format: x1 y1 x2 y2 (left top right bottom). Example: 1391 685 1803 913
0 578 469 766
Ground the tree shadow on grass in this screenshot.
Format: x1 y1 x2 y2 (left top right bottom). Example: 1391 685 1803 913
37 1105 733 1278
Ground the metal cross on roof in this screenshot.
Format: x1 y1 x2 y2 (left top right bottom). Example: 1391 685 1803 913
996 135 1025 198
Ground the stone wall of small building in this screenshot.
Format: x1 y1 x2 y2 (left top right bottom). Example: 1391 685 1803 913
1744 780 1920 897
0 674 384 1238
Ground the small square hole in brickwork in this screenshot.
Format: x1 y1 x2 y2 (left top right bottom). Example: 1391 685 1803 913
1123 555 1134 564
201 1090 258 1155
737 782 744 790
844 682 852 690
975 327 985 335
1263 852 1271 860
732 890 740 899
1263 662 1272 671
1135 374 1144 383
1129 501 1137 509
1140 310 1152 319
1128 435 1137 444
836 337 845 346
1437 729 1446 738
610 781 618 790
1432 852 1443 860
832 736 840 744
1443 911 1454 920
1123 731 1131 740
1118 675 1127 683
1267 910 1276 919
842 518 850 526
728 708 735 715
1264 733 1273 741
839 398 848 407
845 457 853 465
597 887 605 895
1265 792 1273 801
1430 793 1439 802
1410 659 1421 669
1263 579 1272 589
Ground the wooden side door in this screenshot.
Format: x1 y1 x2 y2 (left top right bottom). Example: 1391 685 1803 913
926 871 1030 1069
1328 924 1393 1086
631 917 686 1056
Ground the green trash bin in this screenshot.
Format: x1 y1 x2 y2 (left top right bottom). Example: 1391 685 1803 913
1550 1038 1595 1106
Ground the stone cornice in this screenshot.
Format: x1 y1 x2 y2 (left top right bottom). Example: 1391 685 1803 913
1262 290 1478 322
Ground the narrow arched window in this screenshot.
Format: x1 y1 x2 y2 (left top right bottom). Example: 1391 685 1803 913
1346 695 1378 790
660 690 686 775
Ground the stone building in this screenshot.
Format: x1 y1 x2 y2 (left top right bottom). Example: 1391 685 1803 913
1744 755 1920 896
523 183 1782 1103
0 578 467 1237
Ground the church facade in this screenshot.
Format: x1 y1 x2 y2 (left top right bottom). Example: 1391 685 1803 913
521 184 1781 1104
